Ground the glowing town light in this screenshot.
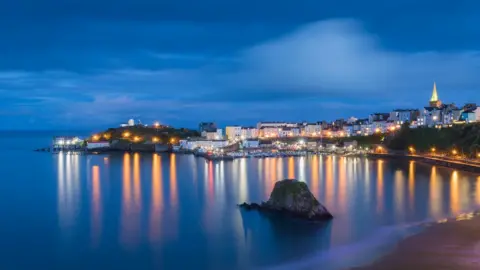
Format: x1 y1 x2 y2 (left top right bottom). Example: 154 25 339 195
123 132 131 138
452 149 458 155
431 147 436 153
375 128 381 133
134 136 141 142
92 134 100 141
408 146 415 153
152 137 159 143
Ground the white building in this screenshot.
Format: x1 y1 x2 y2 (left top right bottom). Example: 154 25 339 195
202 129 223 140
52 136 82 146
389 109 419 125
257 122 298 129
343 125 354 136
303 123 321 136
225 126 242 141
259 127 281 138
87 141 110 149
128 119 135 126
241 127 259 139
461 106 480 123
179 139 229 150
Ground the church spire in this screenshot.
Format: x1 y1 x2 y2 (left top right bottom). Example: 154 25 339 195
430 82 438 102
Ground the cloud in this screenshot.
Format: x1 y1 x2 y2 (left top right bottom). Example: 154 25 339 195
2 18 480 129
223 19 480 99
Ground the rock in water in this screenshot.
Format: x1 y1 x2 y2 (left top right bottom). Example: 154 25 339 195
239 179 333 221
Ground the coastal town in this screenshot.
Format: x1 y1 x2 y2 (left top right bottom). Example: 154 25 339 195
45 82 480 164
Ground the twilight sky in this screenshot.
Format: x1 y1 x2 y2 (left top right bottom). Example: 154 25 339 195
1 0 480 129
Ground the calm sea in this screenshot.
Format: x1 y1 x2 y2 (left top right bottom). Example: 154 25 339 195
1 132 480 270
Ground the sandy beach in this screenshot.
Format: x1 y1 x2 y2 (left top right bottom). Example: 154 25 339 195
352 212 480 270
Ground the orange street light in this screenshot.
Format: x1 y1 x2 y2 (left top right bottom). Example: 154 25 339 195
375 128 381 133
154 121 160 128
452 149 458 155
408 146 415 154
134 136 141 142
122 132 130 138
477 153 480 158
431 147 436 153
92 134 100 141
152 137 159 143
170 138 176 144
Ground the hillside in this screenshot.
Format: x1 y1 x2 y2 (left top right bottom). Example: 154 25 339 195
386 123 480 157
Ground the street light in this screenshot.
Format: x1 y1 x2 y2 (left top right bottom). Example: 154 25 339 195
122 132 131 138
452 149 458 155
154 121 160 128
152 137 159 143
134 136 141 142
408 146 415 154
92 134 100 141
431 147 436 153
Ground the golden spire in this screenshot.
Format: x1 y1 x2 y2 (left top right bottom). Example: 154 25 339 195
430 82 438 102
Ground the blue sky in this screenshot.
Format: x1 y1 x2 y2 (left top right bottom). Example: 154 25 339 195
1 0 480 129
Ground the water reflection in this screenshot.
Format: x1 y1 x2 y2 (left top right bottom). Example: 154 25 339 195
429 166 442 218
311 155 319 195
49 153 480 270
91 165 101 247
57 152 80 234
477 176 480 205
288 157 295 179
408 161 415 209
149 154 163 243
393 170 405 221
376 160 384 214
450 171 460 214
170 154 178 206
120 153 138 248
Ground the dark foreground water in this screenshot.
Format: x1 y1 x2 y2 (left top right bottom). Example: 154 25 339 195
1 133 480 270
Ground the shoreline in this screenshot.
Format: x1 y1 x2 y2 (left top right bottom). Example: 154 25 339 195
368 153 480 173
351 211 480 270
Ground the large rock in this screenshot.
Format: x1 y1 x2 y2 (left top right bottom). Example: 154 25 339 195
239 179 333 221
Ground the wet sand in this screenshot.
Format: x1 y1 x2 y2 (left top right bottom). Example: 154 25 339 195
352 212 480 270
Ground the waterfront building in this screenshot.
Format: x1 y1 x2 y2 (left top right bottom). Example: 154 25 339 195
368 113 389 123
52 136 82 147
259 126 280 138
303 123 322 136
179 138 229 150
225 126 242 141
342 124 354 137
460 105 480 123
256 121 298 129
240 127 259 139
202 129 223 140
389 109 419 125
87 141 110 149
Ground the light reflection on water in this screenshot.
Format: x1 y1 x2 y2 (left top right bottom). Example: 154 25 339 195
47 153 480 269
